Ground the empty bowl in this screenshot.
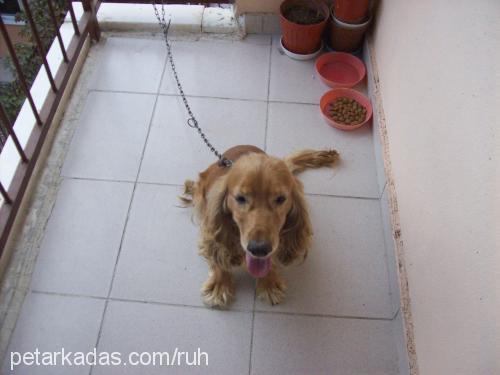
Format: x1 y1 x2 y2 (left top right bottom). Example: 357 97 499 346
320 88 372 131
315 52 366 88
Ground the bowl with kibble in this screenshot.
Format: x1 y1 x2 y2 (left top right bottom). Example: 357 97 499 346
320 88 372 131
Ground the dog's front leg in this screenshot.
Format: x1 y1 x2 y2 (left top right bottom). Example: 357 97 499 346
201 262 234 308
256 264 287 305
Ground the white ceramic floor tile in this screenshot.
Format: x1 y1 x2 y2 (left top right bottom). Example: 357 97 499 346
138 95 267 185
30 179 133 297
269 36 328 104
93 300 252 374
381 187 401 315
255 195 392 318
251 313 398 375
160 40 270 100
62 91 156 181
111 183 255 310
266 102 379 198
88 37 166 93
3 293 105 375
4 34 407 375
241 34 272 45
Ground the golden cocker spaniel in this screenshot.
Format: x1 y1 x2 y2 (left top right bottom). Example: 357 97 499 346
181 145 338 308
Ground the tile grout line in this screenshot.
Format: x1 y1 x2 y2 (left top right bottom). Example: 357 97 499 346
31 289 396 321
306 192 380 201
62 175 185 189
380 180 388 199
31 289 249 313
89 88 158 96
87 53 170 375
248 281 258 375
62 176 381 201
248 36 272 374
88 88 320 107
253 309 395 321
62 175 136 184
392 307 401 320
87 187 135 375
262 36 273 152
32 290 107 301
159 92 320 107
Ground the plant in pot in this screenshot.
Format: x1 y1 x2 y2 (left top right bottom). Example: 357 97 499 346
280 0 330 58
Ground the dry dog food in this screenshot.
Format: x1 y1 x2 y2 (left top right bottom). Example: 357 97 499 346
327 97 366 125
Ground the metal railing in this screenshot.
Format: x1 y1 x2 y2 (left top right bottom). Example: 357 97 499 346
0 0 233 257
0 0 100 255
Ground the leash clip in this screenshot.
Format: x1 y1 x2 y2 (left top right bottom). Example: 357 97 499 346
219 158 233 168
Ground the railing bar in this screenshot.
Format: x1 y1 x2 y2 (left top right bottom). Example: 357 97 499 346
20 0 58 93
0 16 43 126
47 0 69 63
81 0 101 41
67 1 80 36
0 182 12 205
0 104 29 163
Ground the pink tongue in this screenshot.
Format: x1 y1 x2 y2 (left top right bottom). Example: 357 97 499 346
246 253 271 278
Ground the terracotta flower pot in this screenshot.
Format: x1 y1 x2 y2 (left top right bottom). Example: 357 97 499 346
280 0 329 55
328 12 372 52
333 0 370 24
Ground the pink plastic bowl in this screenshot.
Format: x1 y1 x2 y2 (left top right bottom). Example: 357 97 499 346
320 88 372 131
315 52 366 88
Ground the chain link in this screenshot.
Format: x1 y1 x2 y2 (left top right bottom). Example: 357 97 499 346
152 1 232 168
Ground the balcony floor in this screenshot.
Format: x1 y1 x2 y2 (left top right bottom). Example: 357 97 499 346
3 34 402 374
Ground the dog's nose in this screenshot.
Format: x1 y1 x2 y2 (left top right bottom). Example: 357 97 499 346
247 240 271 257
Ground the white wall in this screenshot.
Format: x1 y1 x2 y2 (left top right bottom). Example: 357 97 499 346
371 0 500 374
235 0 281 14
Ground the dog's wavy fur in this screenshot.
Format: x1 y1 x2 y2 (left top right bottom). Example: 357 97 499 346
181 146 339 308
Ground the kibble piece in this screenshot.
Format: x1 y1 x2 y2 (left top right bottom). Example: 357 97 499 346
327 96 367 126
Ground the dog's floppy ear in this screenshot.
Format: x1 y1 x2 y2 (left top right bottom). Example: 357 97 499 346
203 176 233 242
278 178 313 265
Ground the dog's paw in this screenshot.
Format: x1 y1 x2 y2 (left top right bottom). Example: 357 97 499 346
201 278 234 309
257 277 287 305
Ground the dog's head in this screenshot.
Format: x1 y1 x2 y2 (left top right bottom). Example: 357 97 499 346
205 153 312 277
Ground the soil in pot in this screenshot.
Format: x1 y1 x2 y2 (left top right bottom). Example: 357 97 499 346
283 5 325 25
280 0 329 55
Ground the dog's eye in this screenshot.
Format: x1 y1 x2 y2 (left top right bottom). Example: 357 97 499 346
235 195 247 205
275 195 286 205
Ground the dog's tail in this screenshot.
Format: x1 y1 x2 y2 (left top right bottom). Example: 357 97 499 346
284 149 339 174
179 179 195 206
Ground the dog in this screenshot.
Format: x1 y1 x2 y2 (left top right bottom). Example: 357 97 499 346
181 145 339 308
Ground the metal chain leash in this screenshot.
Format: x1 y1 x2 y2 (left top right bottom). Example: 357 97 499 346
152 1 232 168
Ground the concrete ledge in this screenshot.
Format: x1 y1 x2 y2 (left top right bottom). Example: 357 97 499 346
96 3 239 34
98 3 204 33
202 7 237 33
